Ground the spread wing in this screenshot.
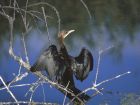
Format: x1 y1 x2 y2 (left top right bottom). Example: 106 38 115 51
73 48 93 81
30 45 67 81
30 49 50 72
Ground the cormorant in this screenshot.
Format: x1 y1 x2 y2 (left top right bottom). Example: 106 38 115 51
30 30 94 103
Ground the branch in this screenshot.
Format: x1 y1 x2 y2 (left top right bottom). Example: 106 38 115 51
63 82 70 105
80 0 92 20
93 45 114 85
42 7 51 45
0 101 58 105
0 76 19 104
27 2 61 35
95 71 131 87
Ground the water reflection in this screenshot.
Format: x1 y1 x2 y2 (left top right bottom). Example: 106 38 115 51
0 0 140 104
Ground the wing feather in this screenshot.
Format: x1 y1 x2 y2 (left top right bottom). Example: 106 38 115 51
73 48 94 81
30 48 50 72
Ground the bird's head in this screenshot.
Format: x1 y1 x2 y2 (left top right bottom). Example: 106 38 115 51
58 30 75 44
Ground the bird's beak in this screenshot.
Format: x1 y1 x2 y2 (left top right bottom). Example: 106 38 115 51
63 30 75 39
58 30 75 39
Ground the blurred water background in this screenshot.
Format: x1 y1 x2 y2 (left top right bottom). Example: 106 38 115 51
0 0 140 104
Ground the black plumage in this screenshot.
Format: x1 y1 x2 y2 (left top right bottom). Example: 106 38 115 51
72 48 93 81
30 45 66 81
30 30 94 103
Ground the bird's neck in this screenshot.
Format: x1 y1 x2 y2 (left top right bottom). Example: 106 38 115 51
57 37 69 59
57 37 64 50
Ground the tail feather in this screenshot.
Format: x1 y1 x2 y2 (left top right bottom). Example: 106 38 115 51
58 68 91 103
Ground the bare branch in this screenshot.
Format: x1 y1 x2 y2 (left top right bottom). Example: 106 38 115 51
0 76 19 104
29 83 39 102
1 6 46 22
41 83 46 102
25 78 41 99
0 101 58 105
24 0 29 31
80 0 92 20
63 81 70 105
0 82 46 91
27 2 61 34
95 71 131 87
7 63 28 87
94 50 102 85
22 33 30 64
94 45 114 85
42 7 51 45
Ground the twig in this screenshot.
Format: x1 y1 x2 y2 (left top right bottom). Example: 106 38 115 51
0 101 58 105
27 2 61 34
80 0 92 20
22 33 30 64
25 78 41 97
94 50 102 85
94 45 114 85
8 64 28 87
24 0 28 31
13 0 16 20
95 71 131 87
91 88 104 97
41 83 46 102
0 82 47 91
14 1 30 65
42 7 51 45
63 81 70 105
18 62 22 75
29 83 39 102
0 76 19 105
1 6 46 22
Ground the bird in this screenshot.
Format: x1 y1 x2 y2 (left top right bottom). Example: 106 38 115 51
56 30 94 102
30 30 94 103
57 30 93 81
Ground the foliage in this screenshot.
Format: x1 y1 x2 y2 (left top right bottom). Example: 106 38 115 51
121 93 140 105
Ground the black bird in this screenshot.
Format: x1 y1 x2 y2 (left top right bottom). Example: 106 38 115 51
30 30 94 103
56 30 94 102
57 30 93 81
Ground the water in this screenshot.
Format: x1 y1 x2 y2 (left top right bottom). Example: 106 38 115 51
0 0 140 105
